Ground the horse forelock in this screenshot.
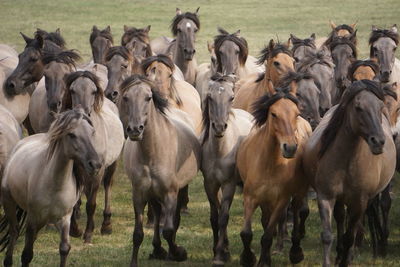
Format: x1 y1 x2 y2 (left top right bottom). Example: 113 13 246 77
214 29 248 66
348 60 379 81
90 27 113 45
297 49 334 71
330 36 358 58
105 46 131 62
35 29 66 48
256 43 292 66
141 55 175 74
170 12 200 36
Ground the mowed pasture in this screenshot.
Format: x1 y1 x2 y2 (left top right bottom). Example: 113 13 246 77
1 0 400 266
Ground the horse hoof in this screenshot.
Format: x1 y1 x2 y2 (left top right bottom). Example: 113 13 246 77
168 246 187 262
101 224 112 235
83 233 92 244
149 246 168 260
240 250 256 267
212 260 225 267
289 246 304 264
69 227 83 238
222 250 231 262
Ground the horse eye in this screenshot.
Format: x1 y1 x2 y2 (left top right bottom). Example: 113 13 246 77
121 64 128 69
235 50 240 55
273 61 280 67
194 28 198 33
271 113 277 118
355 106 362 112
294 57 299 62
169 73 173 78
142 47 147 52
67 133 76 139
145 96 152 101
30 57 38 62
229 96 234 102
394 47 397 52
92 91 96 95
177 29 182 33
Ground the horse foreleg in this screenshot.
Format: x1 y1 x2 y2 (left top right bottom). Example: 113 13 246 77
101 161 117 235
2 193 19 267
21 221 39 267
163 189 187 262
299 196 309 239
148 199 167 260
258 200 287 267
180 185 189 214
69 201 83 238
203 178 220 258
340 202 366 267
57 213 72 267
240 196 257 267
83 181 100 244
289 196 308 264
334 201 345 265
379 183 391 257
130 190 146 267
213 181 236 266
366 199 378 257
317 197 336 267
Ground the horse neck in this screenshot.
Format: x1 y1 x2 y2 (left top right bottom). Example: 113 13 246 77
206 115 237 158
46 141 75 191
257 123 287 165
138 104 170 158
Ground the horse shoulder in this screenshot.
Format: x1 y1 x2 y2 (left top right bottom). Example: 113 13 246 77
0 44 18 75
244 55 265 76
172 64 185 81
29 81 50 133
150 36 174 55
233 73 262 112
195 63 211 99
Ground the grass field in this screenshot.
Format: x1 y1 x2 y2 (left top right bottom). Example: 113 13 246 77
1 0 400 266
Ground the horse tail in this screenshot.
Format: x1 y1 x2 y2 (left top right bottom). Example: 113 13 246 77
0 206 27 252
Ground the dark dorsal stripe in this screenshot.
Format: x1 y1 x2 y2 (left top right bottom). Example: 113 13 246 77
170 12 200 36
319 80 390 157
348 60 379 81
252 87 298 127
214 27 249 67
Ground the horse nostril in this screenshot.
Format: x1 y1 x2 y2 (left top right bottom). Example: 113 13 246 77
139 125 144 131
183 48 188 53
224 123 227 130
57 101 62 107
7 80 15 89
193 49 196 54
112 91 118 98
211 122 215 129
126 126 132 133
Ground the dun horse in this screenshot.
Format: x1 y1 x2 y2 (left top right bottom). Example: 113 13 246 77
236 81 311 266
302 80 396 267
290 33 317 64
0 109 102 267
90 25 113 65
233 39 295 112
201 73 253 266
118 75 200 267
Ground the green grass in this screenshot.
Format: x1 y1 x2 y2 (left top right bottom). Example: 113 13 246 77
1 0 400 266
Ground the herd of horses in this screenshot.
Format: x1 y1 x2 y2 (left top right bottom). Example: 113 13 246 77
0 6 399 267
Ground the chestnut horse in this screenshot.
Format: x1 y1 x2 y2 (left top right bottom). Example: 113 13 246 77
233 39 295 112
302 80 396 267
118 75 200 267
237 81 311 266
151 8 200 85
201 73 253 266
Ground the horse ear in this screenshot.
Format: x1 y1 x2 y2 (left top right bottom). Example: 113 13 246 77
391 24 398 34
310 33 316 40
207 41 214 53
176 8 182 15
123 25 129 32
233 30 241 37
268 39 275 51
266 79 276 95
92 25 99 32
20 32 33 44
290 34 300 43
289 80 298 96
350 22 357 29
36 34 44 49
195 7 200 14
55 28 60 34
329 20 337 30
372 25 378 31
144 25 151 33
349 29 357 41
105 25 111 33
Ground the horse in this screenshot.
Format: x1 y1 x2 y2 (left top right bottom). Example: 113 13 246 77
118 75 200 267
90 25 113 65
141 54 202 135
195 28 263 101
290 33 317 64
151 8 200 85
296 47 335 116
29 49 80 133
64 71 124 243
233 39 295 112
280 71 321 129
236 80 311 267
315 21 357 48
0 108 102 267
369 25 400 85
302 80 396 267
200 73 253 266
121 25 152 70
328 32 358 104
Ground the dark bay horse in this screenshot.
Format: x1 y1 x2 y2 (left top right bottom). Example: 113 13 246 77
303 80 396 267
236 81 311 266
90 25 113 65
151 8 200 85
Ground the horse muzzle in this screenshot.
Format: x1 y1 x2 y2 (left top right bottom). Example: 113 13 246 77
367 135 385 155
127 125 144 141
212 122 227 138
281 143 298 158
379 71 391 83
86 159 102 176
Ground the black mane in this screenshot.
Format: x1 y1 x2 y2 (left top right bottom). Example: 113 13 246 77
348 60 379 81
319 80 387 157
256 42 292 66
252 87 298 127
324 24 357 47
214 27 248 68
329 36 357 58
35 29 66 48
141 54 175 73
120 75 169 115
291 34 316 54
90 26 113 45
296 48 334 72
42 49 81 66
170 11 200 36
369 27 399 57
105 46 131 62
121 27 150 46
